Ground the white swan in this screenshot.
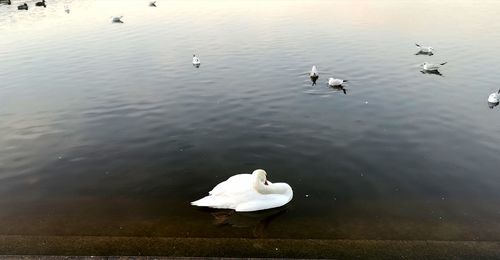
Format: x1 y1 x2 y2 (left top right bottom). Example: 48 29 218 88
191 169 293 212
111 16 123 23
328 77 347 87
420 62 447 71
192 54 201 66
415 43 434 55
488 89 500 104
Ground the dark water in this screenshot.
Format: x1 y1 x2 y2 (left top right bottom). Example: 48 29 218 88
1 0 500 241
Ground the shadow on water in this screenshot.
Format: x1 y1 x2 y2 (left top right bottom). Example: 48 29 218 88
310 75 318 86
415 51 434 56
197 206 289 238
329 84 347 95
420 70 443 77
488 102 499 109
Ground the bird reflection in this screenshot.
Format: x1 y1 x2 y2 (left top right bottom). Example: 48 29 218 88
310 75 318 86
415 51 434 56
488 102 499 109
420 70 443 77
329 84 347 94
203 206 289 238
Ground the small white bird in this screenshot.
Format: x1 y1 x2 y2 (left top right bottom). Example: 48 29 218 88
415 43 434 55
420 62 447 71
111 16 124 23
310 65 319 85
191 169 293 212
192 54 201 66
149 1 156 7
488 89 500 104
328 77 348 87
64 5 70 13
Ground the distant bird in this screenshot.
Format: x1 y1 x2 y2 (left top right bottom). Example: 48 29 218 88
415 43 434 55
111 16 124 23
0 0 12 5
309 65 319 85
488 89 500 104
149 1 156 7
192 54 201 66
17 3 28 10
64 5 70 13
328 77 348 87
420 62 447 71
35 0 46 7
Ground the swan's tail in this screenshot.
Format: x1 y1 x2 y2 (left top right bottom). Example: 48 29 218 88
191 195 229 208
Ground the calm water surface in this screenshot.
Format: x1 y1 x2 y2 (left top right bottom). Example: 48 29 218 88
1 0 500 240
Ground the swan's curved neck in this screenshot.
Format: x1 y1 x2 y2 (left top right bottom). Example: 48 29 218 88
254 178 289 195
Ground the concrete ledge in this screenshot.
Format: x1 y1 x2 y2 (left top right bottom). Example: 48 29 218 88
1 235 500 259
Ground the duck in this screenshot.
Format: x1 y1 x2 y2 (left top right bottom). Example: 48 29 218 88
415 43 434 55
192 54 201 66
0 0 11 5
191 169 293 212
17 3 28 10
420 62 447 71
111 16 123 23
149 1 156 7
488 89 500 104
35 0 46 7
310 65 319 85
328 77 348 87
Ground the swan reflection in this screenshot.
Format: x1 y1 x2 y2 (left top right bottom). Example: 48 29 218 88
203 206 289 237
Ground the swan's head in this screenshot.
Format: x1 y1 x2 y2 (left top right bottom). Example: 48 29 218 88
252 169 268 185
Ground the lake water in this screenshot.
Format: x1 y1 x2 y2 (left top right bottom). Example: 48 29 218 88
1 0 500 241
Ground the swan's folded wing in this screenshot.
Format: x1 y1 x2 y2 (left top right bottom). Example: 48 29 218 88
234 194 288 212
209 174 252 195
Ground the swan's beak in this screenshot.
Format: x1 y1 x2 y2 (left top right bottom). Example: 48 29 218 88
264 180 269 185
